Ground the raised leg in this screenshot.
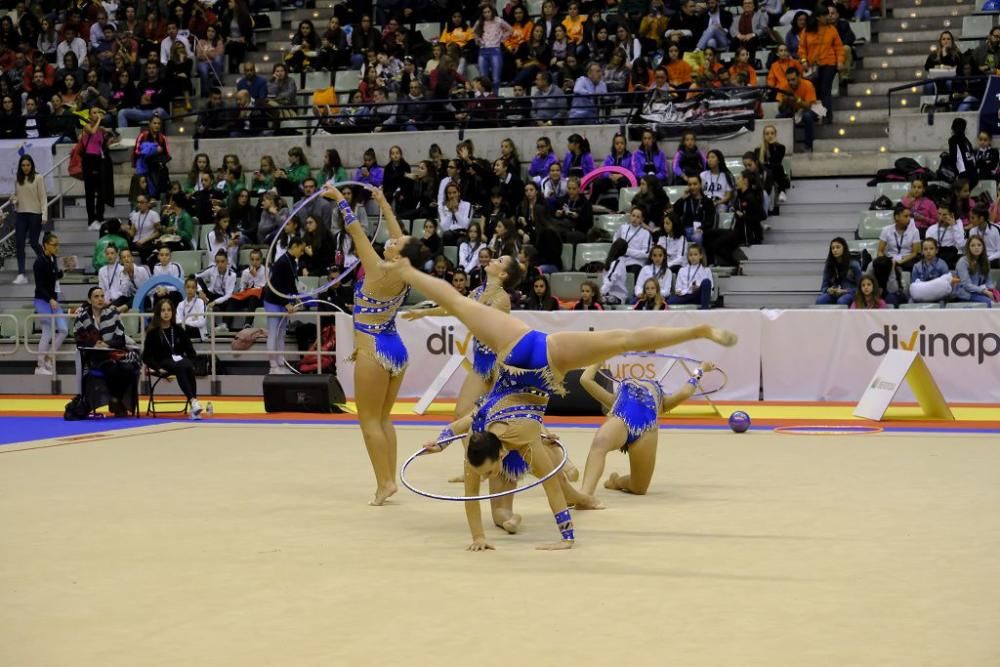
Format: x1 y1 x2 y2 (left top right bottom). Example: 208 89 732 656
547 324 736 375
580 418 629 496
387 261 531 354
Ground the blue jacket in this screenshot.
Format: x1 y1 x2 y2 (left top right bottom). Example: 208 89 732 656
236 75 268 102
562 152 595 179
910 258 949 284
954 256 995 300
629 149 669 182
529 153 558 183
568 76 608 123
819 259 861 292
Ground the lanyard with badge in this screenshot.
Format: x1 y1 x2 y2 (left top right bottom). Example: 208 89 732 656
163 327 183 363
894 230 906 256
686 198 703 230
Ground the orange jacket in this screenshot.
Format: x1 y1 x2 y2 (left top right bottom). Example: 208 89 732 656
666 59 693 86
504 20 534 52
767 57 804 92
561 15 587 44
798 25 843 67
728 62 758 86
779 78 817 111
439 25 474 48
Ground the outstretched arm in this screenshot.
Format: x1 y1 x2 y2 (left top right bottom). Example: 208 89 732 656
369 187 405 239
579 363 615 409
661 361 714 413
463 467 491 550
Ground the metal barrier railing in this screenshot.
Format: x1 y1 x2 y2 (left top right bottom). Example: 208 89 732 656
20 307 337 394
0 313 19 356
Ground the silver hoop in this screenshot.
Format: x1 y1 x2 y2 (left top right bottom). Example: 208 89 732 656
400 437 568 502
603 352 729 398
263 179 384 302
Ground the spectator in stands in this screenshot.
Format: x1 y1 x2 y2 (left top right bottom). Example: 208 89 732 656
901 177 938 239
630 128 669 183
587 23 614 67
976 131 999 182
553 176 593 243
815 237 861 305
237 62 268 101
873 202 920 302
454 77 500 128
561 134 594 179
186 154 213 192
636 245 672 299
663 46 694 95
197 250 238 331
417 218 443 261
602 48 629 93
925 202 964 269
967 205 1000 268
666 0 706 54
523 274 560 310
206 215 242 268
758 125 789 208
295 178 332 233
548 25 573 73
600 239 630 305
74 285 136 416
798 12 844 125
513 25 549 89
144 297 208 416
256 191 289 243
698 0 732 51
490 218 524 259
0 93 23 134
161 193 195 250
119 60 169 127
165 40 194 111
285 20 319 73
973 26 1000 76
31 232 65 373
529 136 558 184
266 63 298 121
925 31 961 86
673 131 708 183
46 93 78 143
439 181 473 243
273 146 311 197
229 89 267 136
20 96 42 139
731 0 770 64
195 88 230 138
946 118 979 187
150 246 185 307
79 109 114 231
473 5 512 88
851 275 886 309
301 214 335 277
631 175 670 238
133 115 170 199
777 68 817 152
10 154 45 286
767 43 802 95
561 2 587 46
349 15 378 69
493 158 524 211
458 223 487 273
638 0 668 51
733 170 766 247
955 236 998 306
126 193 161 261
194 24 224 98
95 228 127 277
398 160 437 220
675 174 715 244
614 206 654 277
634 277 667 310
110 248 151 312
395 80 429 131
56 25 86 70
667 244 714 309
530 71 565 126
573 280 603 310
159 19 192 65
78 68 112 114
429 254 454 283
728 47 758 87
220 0 254 74
316 149 346 185
701 149 734 212
950 178 973 223
177 276 208 340
909 238 958 304
317 16 349 71
541 162 568 204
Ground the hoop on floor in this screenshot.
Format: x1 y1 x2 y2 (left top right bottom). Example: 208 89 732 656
263 179 383 302
603 352 730 398
400 438 568 502
773 425 884 436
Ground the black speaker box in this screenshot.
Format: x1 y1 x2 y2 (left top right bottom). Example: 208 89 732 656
263 374 346 413
545 368 614 416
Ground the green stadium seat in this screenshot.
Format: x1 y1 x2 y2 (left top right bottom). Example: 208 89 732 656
549 272 588 300
857 210 893 240
618 187 639 213
875 182 911 203
560 244 574 271
717 211 735 230
664 185 687 201
574 243 610 270
945 301 990 308
443 245 458 266
172 250 204 277
594 213 627 236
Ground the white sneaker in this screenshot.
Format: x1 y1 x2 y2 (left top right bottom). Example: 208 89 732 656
88 221 103 231
204 402 214 417
34 366 52 375
269 366 292 375
12 274 27 285
214 324 229 333
778 192 787 203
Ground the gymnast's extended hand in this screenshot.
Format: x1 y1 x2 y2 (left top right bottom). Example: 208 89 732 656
421 439 444 454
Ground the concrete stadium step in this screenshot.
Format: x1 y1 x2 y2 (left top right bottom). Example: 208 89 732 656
890 3 975 17
7 283 92 301
778 183 872 206
64 204 132 219
721 292 817 308
815 123 889 140
893 0 975 8
848 80 928 96
870 54 933 68
832 94 919 111
877 16 965 31
742 244 826 262
765 230 854 244
720 275 818 291
764 210 863 227
858 41 938 57
740 260 825 275
879 29 954 42
863 68 937 83
813 138 891 153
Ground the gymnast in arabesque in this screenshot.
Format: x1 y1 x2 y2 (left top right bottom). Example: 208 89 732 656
385 257 738 550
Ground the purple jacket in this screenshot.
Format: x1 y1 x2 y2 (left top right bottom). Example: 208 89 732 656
529 152 558 182
629 149 668 182
354 165 384 187
672 148 708 179
603 151 632 168
562 152 595 179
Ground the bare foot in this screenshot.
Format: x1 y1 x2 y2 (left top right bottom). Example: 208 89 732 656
501 514 522 534
573 494 606 510
447 474 464 483
706 327 738 347
369 480 398 506
604 472 621 491
536 540 574 551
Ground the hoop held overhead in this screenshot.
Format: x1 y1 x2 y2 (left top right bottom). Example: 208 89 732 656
400 438 569 502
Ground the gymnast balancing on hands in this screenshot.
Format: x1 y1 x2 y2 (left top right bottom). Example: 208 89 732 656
384 257 737 550
322 185 429 507
576 360 715 503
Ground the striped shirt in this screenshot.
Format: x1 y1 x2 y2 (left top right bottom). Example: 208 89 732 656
74 306 126 348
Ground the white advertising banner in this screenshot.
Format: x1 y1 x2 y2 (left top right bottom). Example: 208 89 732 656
336 310 763 401
760 310 1000 403
0 138 60 195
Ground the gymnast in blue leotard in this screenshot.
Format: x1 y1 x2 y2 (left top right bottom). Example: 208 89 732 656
576 360 716 503
388 255 737 549
322 185 429 507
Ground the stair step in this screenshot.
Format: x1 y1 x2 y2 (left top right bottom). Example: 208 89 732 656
832 94 919 111
720 275 819 291
877 16 965 31
815 123 889 140
890 4 975 17
879 29 954 41
871 54 933 68
862 68 935 83
740 260 826 275
742 244 826 261
848 80 925 96
892 0 975 7
813 138 891 153
765 230 855 244
721 292 817 308
859 41 937 57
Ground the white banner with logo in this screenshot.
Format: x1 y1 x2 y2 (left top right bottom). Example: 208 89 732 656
0 138 60 195
335 310 763 401
760 310 1000 402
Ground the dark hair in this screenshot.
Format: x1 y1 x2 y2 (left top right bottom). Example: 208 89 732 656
87 285 103 299
951 117 967 136
16 154 36 185
467 431 502 467
398 236 430 265
502 255 524 291
922 236 939 250
892 202 910 217
971 203 989 220
42 232 58 246
146 297 176 333
567 133 591 154
607 238 628 264
824 236 851 280
288 235 307 249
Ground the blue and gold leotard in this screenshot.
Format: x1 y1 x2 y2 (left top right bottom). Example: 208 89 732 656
469 285 498 381
609 378 663 452
351 278 410 376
